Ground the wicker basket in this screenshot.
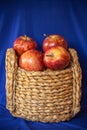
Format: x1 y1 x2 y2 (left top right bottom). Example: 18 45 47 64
5 48 82 123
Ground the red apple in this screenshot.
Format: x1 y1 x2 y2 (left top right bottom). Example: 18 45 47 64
42 34 68 52
13 35 37 56
19 49 44 71
43 46 70 70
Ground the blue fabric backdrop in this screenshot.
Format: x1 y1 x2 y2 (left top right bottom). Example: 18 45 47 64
0 0 87 129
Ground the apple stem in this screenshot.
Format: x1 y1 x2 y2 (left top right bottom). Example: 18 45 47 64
43 34 47 37
46 54 54 57
24 35 29 40
24 35 27 39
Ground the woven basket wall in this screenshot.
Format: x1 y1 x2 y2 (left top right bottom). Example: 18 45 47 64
5 48 82 123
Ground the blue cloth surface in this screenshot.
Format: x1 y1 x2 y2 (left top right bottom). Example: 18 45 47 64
0 0 87 129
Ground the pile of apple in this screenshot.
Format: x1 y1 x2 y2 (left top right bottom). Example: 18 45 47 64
13 34 70 71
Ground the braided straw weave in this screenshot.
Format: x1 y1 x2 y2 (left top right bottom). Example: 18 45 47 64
5 48 82 122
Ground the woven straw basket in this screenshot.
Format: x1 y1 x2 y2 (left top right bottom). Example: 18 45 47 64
5 48 82 123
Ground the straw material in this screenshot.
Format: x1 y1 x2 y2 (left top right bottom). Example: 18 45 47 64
5 48 82 122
